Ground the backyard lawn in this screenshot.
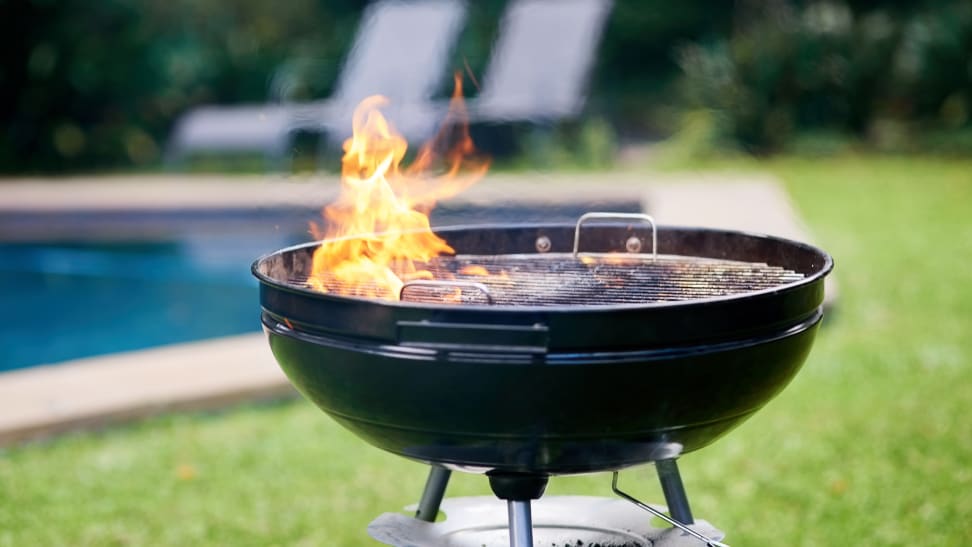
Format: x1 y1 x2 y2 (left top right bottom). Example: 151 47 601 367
1 155 970 546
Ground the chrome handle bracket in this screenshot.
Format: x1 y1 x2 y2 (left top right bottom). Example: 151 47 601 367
573 212 658 260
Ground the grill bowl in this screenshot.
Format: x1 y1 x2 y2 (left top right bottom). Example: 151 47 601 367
254 223 832 474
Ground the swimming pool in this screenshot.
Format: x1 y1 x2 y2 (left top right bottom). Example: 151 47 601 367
0 201 638 372
0 234 294 372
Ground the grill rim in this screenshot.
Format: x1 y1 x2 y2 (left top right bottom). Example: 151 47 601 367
252 222 834 313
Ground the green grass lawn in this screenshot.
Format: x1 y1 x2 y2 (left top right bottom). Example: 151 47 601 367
2 155 970 546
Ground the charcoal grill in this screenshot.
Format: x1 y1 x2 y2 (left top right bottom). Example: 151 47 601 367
253 213 833 547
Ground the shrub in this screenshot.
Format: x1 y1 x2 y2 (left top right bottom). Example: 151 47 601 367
0 0 361 173
676 0 972 153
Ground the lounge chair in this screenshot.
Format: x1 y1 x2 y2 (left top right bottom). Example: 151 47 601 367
166 0 467 168
467 0 613 125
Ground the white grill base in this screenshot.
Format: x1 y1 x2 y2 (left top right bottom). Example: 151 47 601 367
368 495 725 547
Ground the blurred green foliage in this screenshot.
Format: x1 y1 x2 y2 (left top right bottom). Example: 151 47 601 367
2 0 970 172
676 0 972 153
2 0 366 173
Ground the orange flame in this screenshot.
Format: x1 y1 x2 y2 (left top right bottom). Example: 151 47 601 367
308 75 488 299
459 265 490 276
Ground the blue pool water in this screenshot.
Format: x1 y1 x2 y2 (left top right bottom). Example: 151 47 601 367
0 234 294 372
0 201 638 372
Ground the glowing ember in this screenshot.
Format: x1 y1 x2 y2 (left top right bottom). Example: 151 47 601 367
308 75 488 300
458 265 490 276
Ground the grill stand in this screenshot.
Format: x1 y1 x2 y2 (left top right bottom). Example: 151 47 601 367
656 458 694 524
487 474 549 547
613 462 731 547
415 466 451 522
507 501 533 547
375 462 728 547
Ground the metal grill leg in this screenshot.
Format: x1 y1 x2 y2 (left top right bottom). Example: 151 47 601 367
487 474 547 547
507 500 534 547
655 458 694 524
415 466 451 522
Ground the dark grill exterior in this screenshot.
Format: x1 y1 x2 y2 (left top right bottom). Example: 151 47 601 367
253 221 833 474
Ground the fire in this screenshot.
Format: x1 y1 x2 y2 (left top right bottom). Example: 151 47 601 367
308 75 488 300
458 265 490 276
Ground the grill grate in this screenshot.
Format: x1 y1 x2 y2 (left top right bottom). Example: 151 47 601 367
285 253 806 307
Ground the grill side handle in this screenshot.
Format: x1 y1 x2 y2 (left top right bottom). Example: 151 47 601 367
395 320 549 354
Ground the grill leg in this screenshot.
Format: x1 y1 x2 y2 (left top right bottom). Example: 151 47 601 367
507 500 534 547
488 473 548 547
655 458 694 524
415 466 451 522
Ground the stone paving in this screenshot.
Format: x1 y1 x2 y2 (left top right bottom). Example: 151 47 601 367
0 171 831 445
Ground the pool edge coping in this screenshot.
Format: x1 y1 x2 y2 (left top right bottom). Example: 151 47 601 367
0 333 293 447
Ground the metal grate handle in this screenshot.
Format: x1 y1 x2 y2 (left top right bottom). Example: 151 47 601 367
400 279 494 304
573 212 658 260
